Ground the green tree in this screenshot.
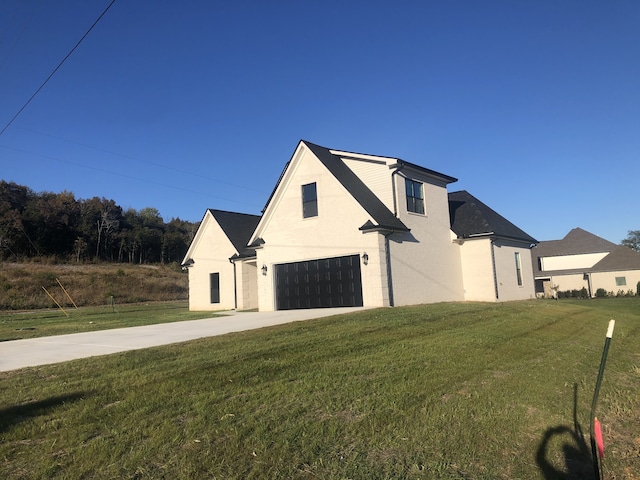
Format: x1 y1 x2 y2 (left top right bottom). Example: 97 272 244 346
22 191 81 257
0 181 37 258
621 230 640 252
138 208 164 263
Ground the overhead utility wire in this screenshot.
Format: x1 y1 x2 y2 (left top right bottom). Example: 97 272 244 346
0 0 43 72
16 126 270 195
0 0 117 138
0 144 263 211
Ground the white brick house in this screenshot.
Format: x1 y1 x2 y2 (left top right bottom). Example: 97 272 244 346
182 140 537 311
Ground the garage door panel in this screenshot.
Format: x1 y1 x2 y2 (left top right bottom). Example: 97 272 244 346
275 254 363 310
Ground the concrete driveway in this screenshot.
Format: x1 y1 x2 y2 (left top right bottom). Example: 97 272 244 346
0 307 366 372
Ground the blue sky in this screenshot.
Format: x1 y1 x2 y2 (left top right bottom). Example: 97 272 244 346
1 1 638 244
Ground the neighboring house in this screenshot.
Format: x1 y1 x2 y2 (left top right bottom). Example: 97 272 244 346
532 227 640 297
183 140 537 311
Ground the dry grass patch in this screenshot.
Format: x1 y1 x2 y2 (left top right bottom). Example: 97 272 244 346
0 262 188 309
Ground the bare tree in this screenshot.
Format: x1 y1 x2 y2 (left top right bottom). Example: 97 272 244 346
96 208 119 259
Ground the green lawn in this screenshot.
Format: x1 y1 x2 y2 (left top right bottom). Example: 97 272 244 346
0 299 638 479
0 301 219 341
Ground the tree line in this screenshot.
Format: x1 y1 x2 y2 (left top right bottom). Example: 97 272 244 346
0 180 198 263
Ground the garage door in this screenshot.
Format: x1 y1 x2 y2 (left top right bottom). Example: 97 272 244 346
275 255 363 310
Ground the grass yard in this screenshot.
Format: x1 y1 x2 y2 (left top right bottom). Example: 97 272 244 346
0 301 218 341
0 299 638 479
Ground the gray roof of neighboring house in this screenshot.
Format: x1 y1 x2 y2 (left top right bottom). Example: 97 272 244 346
534 228 617 257
531 228 640 276
592 245 640 271
448 190 537 244
208 209 260 258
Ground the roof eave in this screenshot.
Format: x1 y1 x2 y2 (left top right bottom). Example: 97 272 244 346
392 160 458 185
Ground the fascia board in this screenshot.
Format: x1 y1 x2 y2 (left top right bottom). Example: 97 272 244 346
181 209 214 263
182 210 242 265
329 149 398 164
392 162 458 187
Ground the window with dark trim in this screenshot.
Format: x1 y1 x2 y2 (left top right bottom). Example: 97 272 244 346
210 273 220 303
615 276 626 286
302 182 318 218
515 252 523 286
405 179 424 214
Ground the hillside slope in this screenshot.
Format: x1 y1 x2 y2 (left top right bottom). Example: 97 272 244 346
0 262 188 310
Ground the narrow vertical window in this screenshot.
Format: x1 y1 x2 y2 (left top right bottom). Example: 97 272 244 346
302 182 318 218
515 252 523 286
210 272 220 303
405 179 424 214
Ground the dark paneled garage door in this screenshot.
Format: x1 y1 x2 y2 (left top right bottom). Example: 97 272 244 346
275 255 363 310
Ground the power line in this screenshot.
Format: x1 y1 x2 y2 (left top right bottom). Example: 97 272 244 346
0 144 264 211
0 0 117 138
14 126 270 195
0 0 44 73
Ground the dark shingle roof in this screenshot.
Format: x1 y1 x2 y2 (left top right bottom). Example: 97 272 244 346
592 245 640 271
302 141 409 232
535 228 617 257
448 190 537 244
208 209 260 257
532 228 640 275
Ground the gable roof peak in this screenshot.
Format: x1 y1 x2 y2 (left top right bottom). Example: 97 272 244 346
561 228 617 249
207 209 261 257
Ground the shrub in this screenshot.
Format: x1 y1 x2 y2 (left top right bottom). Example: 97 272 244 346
557 289 589 299
595 288 608 298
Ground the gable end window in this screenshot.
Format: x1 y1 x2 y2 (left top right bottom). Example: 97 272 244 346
405 179 424 214
210 273 220 304
515 252 523 286
302 182 318 218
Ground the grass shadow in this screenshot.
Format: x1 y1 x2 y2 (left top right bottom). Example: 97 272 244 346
0 392 88 433
536 384 595 480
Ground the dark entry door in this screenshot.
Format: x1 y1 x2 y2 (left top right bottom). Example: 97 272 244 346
275 255 363 310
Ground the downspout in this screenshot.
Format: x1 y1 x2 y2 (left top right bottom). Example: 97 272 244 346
490 239 499 300
384 232 395 307
229 257 238 310
391 162 406 216
385 163 405 306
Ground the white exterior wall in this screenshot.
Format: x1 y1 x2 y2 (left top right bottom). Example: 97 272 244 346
254 148 388 311
186 214 237 311
390 173 465 305
237 260 258 310
591 270 640 295
541 252 609 271
540 269 640 297
458 238 497 301
547 273 589 293
492 241 535 301
341 157 394 211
